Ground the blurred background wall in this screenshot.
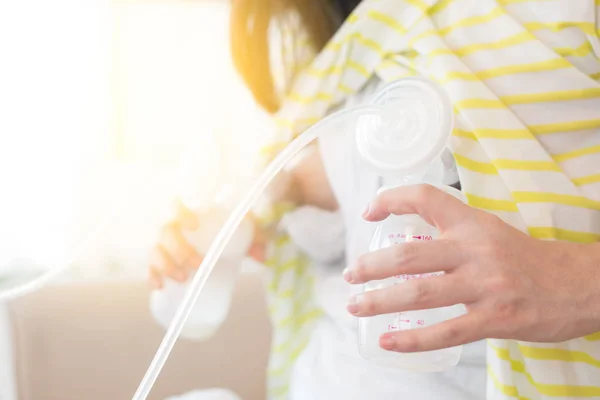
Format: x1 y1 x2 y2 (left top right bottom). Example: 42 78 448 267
0 1 276 399
1 0 274 281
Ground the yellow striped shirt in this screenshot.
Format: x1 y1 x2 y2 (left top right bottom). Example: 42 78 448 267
265 0 600 398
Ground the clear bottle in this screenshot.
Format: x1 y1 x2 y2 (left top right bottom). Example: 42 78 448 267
150 137 253 341
355 77 463 370
149 205 253 341
357 186 466 371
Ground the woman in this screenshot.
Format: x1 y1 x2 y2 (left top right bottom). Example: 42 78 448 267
152 1 486 399
152 0 600 399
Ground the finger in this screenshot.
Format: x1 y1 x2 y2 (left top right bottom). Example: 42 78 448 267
344 239 463 284
248 243 267 262
174 199 199 231
148 266 163 290
161 223 202 269
183 251 204 271
363 184 472 231
151 245 187 282
347 273 474 317
248 223 269 262
379 311 487 353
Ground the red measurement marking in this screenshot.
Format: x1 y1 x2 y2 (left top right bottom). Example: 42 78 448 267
412 235 433 240
387 325 398 330
417 320 425 326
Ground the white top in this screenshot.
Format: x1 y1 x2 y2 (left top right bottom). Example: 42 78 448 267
284 79 487 400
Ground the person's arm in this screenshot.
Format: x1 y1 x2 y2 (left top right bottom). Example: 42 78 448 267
344 184 600 351
268 143 338 211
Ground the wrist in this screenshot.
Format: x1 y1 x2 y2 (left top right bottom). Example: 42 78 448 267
266 170 303 206
571 242 600 335
582 243 600 316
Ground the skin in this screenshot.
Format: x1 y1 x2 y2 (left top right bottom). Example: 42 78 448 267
148 144 338 288
343 184 600 351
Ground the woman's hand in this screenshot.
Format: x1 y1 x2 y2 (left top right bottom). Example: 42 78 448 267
149 200 204 289
344 184 600 352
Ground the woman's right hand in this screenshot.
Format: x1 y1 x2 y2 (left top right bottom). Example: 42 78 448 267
148 200 204 290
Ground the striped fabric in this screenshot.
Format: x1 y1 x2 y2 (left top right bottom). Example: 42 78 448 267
261 0 600 398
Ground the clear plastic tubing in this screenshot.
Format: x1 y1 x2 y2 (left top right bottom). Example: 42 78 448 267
131 106 377 400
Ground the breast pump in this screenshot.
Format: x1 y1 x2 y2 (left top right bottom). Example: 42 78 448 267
133 77 464 399
150 137 253 341
355 79 466 371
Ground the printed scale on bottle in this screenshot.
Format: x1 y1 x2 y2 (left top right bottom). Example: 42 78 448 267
355 78 466 372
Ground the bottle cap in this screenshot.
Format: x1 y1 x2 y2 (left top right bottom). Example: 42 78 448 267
355 77 453 179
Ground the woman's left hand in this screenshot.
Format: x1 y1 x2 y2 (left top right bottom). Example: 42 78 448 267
344 184 600 353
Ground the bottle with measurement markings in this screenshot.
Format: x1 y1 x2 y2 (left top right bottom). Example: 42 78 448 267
354 78 466 371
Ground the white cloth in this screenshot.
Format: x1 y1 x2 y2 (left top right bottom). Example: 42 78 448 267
285 79 487 400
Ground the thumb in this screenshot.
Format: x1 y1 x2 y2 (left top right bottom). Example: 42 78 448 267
174 199 200 231
363 184 471 231
248 226 269 263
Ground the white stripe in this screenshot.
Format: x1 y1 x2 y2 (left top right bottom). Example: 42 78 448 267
463 43 564 72
452 170 515 202
500 170 579 193
435 79 507 103
485 69 597 97
581 182 600 201
510 99 600 126
509 0 595 25
539 129 600 156
519 203 600 234
432 0 495 30
476 138 555 161
460 109 531 131
452 136 497 161
560 153 600 179
566 53 600 77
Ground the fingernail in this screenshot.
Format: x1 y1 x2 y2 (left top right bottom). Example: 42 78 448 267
362 203 371 219
342 268 354 283
347 294 362 315
380 334 396 350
